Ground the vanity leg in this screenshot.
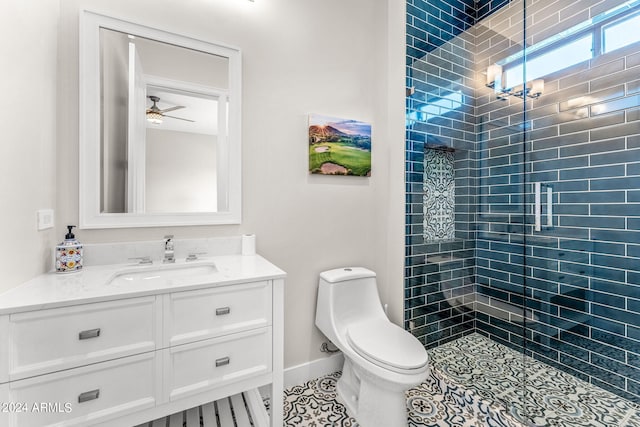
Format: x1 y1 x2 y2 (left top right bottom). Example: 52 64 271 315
271 279 284 427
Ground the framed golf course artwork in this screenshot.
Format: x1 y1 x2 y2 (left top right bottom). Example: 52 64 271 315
308 114 372 176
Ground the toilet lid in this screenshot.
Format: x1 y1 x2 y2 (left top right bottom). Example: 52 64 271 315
347 319 428 371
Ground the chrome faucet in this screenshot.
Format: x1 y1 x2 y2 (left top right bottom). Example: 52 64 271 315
163 235 175 263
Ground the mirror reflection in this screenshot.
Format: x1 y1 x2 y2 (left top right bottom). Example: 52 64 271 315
99 28 229 214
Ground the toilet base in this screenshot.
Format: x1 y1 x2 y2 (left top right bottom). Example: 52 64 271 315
336 358 411 427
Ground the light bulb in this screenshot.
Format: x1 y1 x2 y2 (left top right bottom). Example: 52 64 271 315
146 112 163 124
486 64 502 88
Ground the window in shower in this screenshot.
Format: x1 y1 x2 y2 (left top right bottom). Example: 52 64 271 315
497 1 640 89
503 35 594 88
603 11 640 52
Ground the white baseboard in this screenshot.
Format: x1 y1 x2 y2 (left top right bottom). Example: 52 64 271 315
259 352 344 399
284 352 344 389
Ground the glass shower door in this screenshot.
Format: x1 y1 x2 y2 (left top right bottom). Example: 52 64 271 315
473 0 530 421
407 0 640 424
520 0 640 425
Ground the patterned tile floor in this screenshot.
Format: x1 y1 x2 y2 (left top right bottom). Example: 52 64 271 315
429 333 640 427
283 371 487 427
284 333 640 427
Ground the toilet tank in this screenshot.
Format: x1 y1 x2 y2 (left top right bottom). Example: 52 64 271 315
315 267 387 341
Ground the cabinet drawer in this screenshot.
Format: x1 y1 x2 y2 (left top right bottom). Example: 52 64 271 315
164 281 271 346
9 297 157 380
6 352 158 427
164 327 271 401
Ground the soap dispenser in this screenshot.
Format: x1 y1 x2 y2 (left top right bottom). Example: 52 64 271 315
55 225 83 273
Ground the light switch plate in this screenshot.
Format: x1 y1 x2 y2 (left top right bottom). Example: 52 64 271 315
37 209 54 230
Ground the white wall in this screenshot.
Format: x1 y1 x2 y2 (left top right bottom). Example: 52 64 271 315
382 0 409 327
145 129 217 213
0 0 408 371
100 28 129 213
0 0 59 294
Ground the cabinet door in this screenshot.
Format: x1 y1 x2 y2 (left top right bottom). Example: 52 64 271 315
9 297 158 381
164 281 271 346
0 315 8 383
0 383 9 427
163 327 272 401
6 352 159 427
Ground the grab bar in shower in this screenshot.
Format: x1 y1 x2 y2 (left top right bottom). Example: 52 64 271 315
534 182 553 232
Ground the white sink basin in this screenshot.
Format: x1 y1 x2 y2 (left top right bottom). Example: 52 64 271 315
107 262 217 287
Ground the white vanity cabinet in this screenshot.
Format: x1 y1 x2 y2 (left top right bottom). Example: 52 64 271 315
163 280 272 347
4 353 160 427
163 327 272 401
8 297 159 381
0 255 285 427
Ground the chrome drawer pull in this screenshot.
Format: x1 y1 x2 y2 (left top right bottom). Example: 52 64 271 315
78 389 100 403
78 328 101 340
215 357 230 367
215 307 231 316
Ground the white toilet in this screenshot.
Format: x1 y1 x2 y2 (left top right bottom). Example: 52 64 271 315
315 267 429 427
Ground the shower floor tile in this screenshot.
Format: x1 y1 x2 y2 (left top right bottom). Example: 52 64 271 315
429 333 640 427
283 371 490 426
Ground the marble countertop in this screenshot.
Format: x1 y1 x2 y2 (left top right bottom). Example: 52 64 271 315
0 255 286 315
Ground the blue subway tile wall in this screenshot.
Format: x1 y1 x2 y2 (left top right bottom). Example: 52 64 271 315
405 0 509 348
406 0 640 403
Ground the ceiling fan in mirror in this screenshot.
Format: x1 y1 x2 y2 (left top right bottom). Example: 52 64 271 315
146 95 195 124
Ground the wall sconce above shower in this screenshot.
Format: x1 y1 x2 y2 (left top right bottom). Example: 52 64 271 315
498 79 544 100
485 64 502 89
485 64 544 101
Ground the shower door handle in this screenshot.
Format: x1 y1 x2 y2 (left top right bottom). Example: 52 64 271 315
546 184 553 228
534 183 553 232
534 182 541 232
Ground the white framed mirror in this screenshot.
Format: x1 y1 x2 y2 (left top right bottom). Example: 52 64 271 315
79 11 241 228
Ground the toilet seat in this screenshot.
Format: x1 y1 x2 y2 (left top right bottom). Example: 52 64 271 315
346 319 428 373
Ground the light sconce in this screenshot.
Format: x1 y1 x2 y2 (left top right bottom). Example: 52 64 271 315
486 64 502 89
486 64 544 101
146 111 163 124
502 79 544 100
528 79 544 98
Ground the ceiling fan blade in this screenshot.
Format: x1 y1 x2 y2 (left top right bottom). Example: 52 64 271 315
160 106 185 113
164 114 195 122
